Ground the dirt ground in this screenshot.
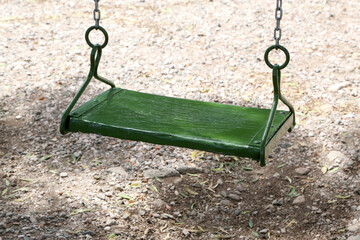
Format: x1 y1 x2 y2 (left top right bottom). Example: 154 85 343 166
0 0 359 239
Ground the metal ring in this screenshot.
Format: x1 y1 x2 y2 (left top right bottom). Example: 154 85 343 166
264 45 290 69
85 26 108 49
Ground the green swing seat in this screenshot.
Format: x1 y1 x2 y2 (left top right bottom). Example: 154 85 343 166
60 20 295 167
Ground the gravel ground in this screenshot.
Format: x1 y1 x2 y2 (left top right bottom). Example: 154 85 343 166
0 0 359 239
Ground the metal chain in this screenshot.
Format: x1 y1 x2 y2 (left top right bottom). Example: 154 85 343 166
274 0 283 47
93 0 101 28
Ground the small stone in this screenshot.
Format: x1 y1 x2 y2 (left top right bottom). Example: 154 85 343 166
139 210 146 216
348 223 360 232
273 172 281 178
220 199 232 206
220 191 227 198
122 213 130 220
228 193 241 201
182 228 190 237
280 228 286 233
143 169 180 178
292 195 306 205
175 165 203 174
217 178 224 185
153 199 167 209
59 172 68 178
326 151 348 168
15 115 22 119
272 198 284 206
259 229 269 234
347 236 360 240
234 209 241 216
153 213 160 218
114 184 123 191
41 234 53 239
173 211 181 217
104 226 111 231
105 192 112 197
108 167 129 177
93 174 101 180
295 167 311 175
329 82 351 92
114 229 122 235
105 220 117 226
351 206 358 211
236 184 245 192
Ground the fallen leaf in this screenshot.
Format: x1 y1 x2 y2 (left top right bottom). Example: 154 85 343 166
40 155 52 161
154 176 162 183
118 193 133 200
2 188 8 196
249 218 253 228
285 176 292 184
242 167 253 171
335 195 351 199
321 166 328 174
151 185 158 193
69 208 91 216
184 187 198 195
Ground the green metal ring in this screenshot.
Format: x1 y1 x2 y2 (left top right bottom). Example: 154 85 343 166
85 26 109 49
264 45 290 70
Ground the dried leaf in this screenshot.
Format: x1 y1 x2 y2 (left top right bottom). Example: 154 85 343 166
249 218 253 228
129 181 142 187
40 154 52 161
13 187 28 193
288 187 299 197
321 166 328 174
191 202 196 210
278 163 286 168
335 195 351 199
242 167 253 171
69 208 91 216
14 193 33 202
252 231 259 237
184 187 198 195
19 178 32 182
287 219 297 227
329 167 339 173
118 193 133 200
285 176 292 184
186 173 200 177
179 192 188 198
212 163 224 172
2 188 8 196
252 178 259 183
108 233 117 239
49 170 57 174
197 226 205 232
151 185 158 193
5 179 10 186
154 176 162 183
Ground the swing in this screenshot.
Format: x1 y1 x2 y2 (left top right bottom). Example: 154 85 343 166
60 0 295 166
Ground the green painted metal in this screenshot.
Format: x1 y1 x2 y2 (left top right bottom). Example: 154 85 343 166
60 26 296 166
65 88 294 163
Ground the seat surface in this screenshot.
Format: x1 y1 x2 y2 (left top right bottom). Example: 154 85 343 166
67 88 293 160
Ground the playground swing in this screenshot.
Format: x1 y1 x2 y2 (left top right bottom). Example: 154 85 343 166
60 0 295 166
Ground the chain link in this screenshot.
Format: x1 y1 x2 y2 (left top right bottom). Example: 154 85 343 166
93 0 101 28
273 0 282 47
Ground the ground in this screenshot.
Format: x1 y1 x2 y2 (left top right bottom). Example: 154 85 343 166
0 0 360 239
